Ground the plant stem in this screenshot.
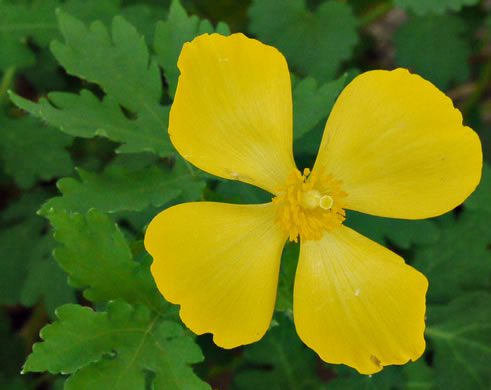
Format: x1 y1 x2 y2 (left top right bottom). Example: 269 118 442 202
0 66 16 104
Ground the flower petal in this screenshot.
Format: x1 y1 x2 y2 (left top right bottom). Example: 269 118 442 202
293 225 428 374
170 33 296 194
313 68 482 219
144 201 287 348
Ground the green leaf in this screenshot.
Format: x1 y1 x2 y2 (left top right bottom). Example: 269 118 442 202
394 0 480 15
51 11 160 113
46 208 168 314
63 0 168 42
426 292 491 390
24 301 210 390
23 48 67 92
39 163 203 215
0 0 166 71
61 0 162 55
235 313 323 389
1 189 51 225
0 216 45 306
0 32 35 71
465 162 490 212
10 90 171 156
20 239 76 317
413 209 491 303
154 0 230 98
212 180 271 204
328 365 404 389
275 242 299 312
1 0 60 46
345 211 440 249
62 0 121 26
119 4 168 43
0 0 59 69
394 14 470 90
292 74 347 140
403 360 435 390
0 114 73 189
249 0 358 81
0 191 75 315
10 11 174 156
293 120 324 159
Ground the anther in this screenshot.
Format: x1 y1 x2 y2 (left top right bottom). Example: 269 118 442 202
272 168 347 242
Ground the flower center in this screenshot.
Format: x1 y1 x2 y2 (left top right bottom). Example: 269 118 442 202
272 168 347 242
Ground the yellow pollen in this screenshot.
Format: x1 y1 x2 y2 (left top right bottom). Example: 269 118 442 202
272 168 348 242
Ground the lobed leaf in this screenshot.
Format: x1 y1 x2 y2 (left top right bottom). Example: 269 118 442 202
0 0 169 71
235 313 323 389
292 74 347 140
62 0 121 26
426 292 491 390
413 209 491 303
0 222 37 305
51 11 160 113
46 208 168 314
39 162 203 215
403 360 436 390
0 0 59 69
345 211 440 249
20 238 76 317
0 218 43 306
328 365 404 389
24 301 210 390
63 0 167 43
154 0 231 98
211 180 270 204
0 191 75 316
10 90 172 156
394 14 470 90
249 0 358 82
465 162 490 213
0 114 73 189
11 11 174 157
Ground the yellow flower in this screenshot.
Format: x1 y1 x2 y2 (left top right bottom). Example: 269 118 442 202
144 33 482 374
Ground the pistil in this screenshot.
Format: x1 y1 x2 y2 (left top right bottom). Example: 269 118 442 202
272 168 347 242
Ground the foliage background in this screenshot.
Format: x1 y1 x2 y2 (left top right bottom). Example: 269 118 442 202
0 0 490 389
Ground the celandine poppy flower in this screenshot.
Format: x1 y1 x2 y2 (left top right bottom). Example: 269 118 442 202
144 33 482 374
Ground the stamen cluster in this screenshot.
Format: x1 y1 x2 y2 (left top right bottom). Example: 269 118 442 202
273 168 347 242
